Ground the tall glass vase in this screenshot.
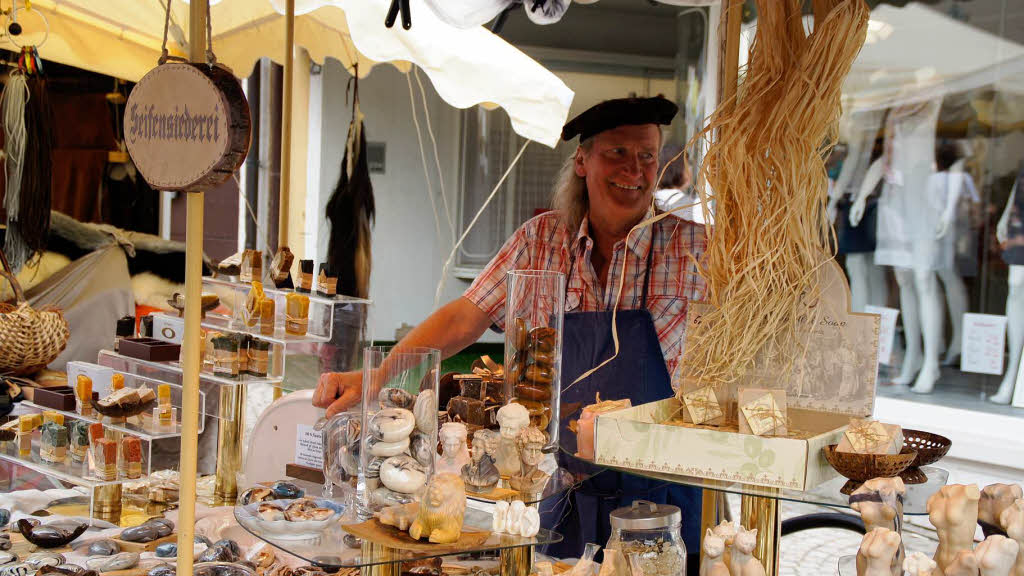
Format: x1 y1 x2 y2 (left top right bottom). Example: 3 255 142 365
359 346 440 515
504 270 565 450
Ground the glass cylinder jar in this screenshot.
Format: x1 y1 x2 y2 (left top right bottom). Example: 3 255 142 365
359 346 440 515
504 270 565 449
606 500 687 576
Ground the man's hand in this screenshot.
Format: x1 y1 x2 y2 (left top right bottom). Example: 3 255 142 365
314 371 362 417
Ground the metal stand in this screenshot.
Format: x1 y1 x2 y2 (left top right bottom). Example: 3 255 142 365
741 493 781 576
359 541 401 576
214 384 247 505
500 545 534 576
93 484 123 524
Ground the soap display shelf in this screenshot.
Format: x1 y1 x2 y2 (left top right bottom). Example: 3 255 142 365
0 431 140 488
99 349 284 390
235 504 561 570
18 399 185 441
151 311 331 346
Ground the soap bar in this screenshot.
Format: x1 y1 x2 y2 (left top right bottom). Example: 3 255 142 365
447 396 487 427
121 436 143 479
836 419 903 455
69 420 90 462
40 423 68 463
94 438 118 481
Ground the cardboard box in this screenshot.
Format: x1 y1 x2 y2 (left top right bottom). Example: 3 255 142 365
594 261 880 491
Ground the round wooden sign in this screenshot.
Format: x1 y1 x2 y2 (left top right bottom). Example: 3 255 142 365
125 63 251 192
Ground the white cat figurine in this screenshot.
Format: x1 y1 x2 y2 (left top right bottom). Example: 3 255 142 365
713 521 738 571
728 527 764 576
856 527 902 576
701 529 729 576
976 535 1020 576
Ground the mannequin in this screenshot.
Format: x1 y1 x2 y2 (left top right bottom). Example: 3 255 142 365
994 174 1024 404
829 109 888 313
976 535 1020 576
850 101 954 392
928 484 982 574
932 153 977 366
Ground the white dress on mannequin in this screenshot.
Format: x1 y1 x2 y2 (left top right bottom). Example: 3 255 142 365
995 178 1024 405
851 100 952 393
830 108 887 314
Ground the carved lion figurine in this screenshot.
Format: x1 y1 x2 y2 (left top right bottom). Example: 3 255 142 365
409 473 466 544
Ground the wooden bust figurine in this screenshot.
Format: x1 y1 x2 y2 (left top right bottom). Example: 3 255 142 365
462 429 500 493
852 477 906 574
856 527 902 576
408 473 466 544
509 426 550 494
981 485 1024 530
999 500 1024 576
976 535 1020 576
929 484 982 574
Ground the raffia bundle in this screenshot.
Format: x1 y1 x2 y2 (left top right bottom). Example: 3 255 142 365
677 0 869 393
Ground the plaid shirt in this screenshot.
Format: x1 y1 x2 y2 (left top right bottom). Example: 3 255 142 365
464 210 707 379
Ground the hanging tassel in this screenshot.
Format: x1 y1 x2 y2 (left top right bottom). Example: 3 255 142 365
12 73 53 270
2 72 29 271
326 111 375 299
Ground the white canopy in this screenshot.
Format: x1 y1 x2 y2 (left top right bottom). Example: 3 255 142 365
843 3 1024 111
0 0 573 146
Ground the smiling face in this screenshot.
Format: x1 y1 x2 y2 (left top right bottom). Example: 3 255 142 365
575 124 661 228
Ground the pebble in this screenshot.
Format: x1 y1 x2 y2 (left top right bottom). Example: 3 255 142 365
148 564 175 576
270 481 303 500
24 554 64 569
85 552 140 572
119 524 160 543
154 543 177 558
196 545 235 564
212 540 241 558
342 534 361 549
87 540 119 556
0 534 10 551
0 510 8 528
147 519 174 537
195 535 213 547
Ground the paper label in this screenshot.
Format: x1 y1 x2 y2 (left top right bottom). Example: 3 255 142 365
864 306 899 365
961 313 1007 375
152 314 185 344
295 425 323 469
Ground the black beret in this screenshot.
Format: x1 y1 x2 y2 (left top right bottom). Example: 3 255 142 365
561 96 678 142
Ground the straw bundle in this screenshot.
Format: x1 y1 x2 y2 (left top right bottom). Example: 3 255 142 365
678 0 869 390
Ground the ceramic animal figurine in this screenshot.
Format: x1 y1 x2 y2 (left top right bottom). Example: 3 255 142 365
409 474 466 544
435 422 470 475
999 499 1024 576
981 485 1024 528
946 550 981 576
930 485 982 574
856 527 902 576
729 526 764 576
976 535 1020 576
509 426 550 494
462 429 500 493
852 477 906 574
713 521 738 571
495 403 530 476
905 552 939 576
701 529 729 576
518 506 540 538
375 502 420 531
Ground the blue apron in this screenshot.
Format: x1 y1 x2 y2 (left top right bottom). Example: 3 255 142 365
540 228 701 576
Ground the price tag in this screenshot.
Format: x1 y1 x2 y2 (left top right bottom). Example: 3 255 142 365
295 424 323 469
152 314 185 344
961 313 1007 375
864 306 899 365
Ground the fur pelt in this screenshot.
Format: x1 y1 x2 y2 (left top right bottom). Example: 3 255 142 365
326 118 374 299
1 210 212 307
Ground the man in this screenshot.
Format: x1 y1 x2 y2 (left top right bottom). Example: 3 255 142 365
314 96 706 571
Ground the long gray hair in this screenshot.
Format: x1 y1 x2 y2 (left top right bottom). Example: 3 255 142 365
550 137 594 233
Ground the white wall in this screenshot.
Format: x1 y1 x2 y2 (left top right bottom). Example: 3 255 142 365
315 60 678 343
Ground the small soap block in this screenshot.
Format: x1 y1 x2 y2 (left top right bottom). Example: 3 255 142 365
121 436 143 479
40 422 68 463
69 420 90 462
88 422 105 445
112 373 125 391
447 396 487 427
285 293 310 336
296 260 314 293
738 388 788 437
42 411 64 426
94 438 118 481
836 419 903 455
681 383 724 426
317 264 338 297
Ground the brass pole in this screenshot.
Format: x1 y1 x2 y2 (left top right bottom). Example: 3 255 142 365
359 541 401 576
499 546 533 576
176 3 207 576
741 493 781 576
92 484 123 525
214 384 247 504
277 0 295 249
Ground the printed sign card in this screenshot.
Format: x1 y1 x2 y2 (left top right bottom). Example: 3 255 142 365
961 313 1008 375
864 306 899 365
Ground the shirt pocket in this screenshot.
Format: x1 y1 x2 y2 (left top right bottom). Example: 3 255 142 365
565 287 584 312
646 294 686 324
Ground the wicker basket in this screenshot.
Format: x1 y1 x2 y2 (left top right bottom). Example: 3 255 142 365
823 444 917 483
0 247 70 376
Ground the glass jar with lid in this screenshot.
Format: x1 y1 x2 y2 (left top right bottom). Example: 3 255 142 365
605 500 686 576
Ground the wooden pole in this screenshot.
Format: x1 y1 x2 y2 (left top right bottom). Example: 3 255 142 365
278 0 295 250
718 0 743 107
176 2 207 576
